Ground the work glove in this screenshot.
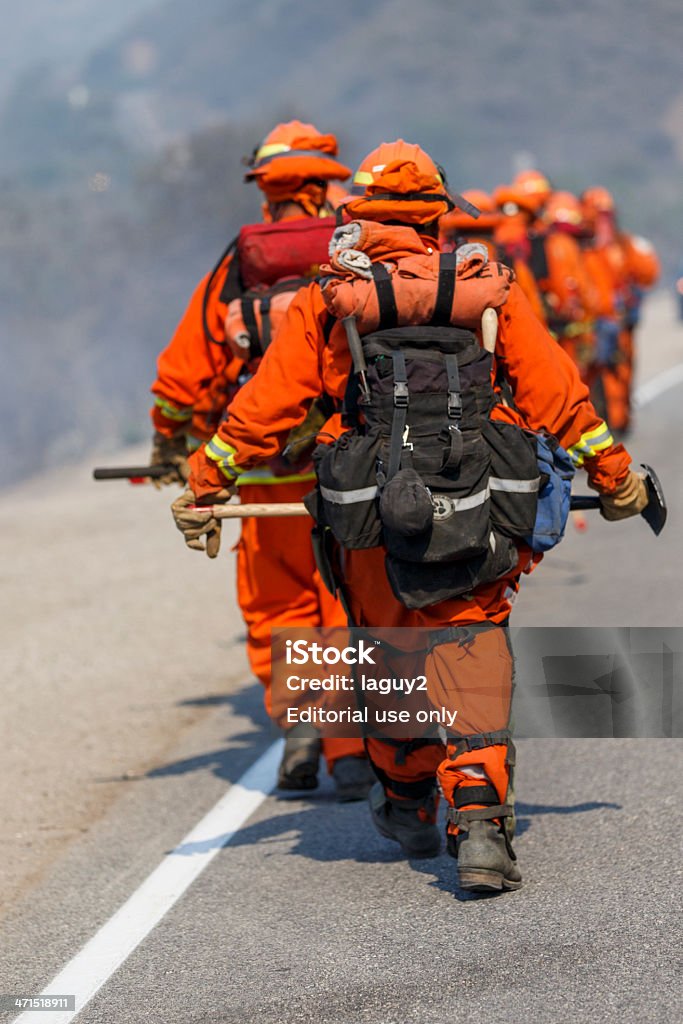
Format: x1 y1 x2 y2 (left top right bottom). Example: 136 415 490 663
171 487 234 558
150 431 191 489
598 470 649 522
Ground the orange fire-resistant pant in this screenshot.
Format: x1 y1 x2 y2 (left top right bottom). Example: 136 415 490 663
341 547 515 835
236 479 364 770
599 327 634 433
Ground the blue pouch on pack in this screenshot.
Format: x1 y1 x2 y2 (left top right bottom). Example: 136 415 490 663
524 434 575 552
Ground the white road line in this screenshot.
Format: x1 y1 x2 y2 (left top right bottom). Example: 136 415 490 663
634 362 683 407
12 739 284 1024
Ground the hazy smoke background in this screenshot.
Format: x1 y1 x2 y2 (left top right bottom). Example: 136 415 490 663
1 0 682 485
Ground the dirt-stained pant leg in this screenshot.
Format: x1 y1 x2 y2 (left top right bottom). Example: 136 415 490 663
236 480 364 769
343 547 515 829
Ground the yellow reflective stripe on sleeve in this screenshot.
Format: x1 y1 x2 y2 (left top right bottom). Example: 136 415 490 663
563 320 594 338
236 470 316 487
205 434 316 485
567 422 614 466
154 396 193 422
205 434 243 479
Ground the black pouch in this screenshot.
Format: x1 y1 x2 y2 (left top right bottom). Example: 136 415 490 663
381 430 491 563
312 431 382 549
385 530 518 610
483 420 541 539
379 468 433 536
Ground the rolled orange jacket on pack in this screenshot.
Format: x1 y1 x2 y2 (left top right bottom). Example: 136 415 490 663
319 220 513 332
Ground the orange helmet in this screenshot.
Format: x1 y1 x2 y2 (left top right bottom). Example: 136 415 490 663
342 140 455 225
245 120 351 213
440 189 500 234
492 184 533 218
512 168 552 212
542 191 585 234
581 186 616 225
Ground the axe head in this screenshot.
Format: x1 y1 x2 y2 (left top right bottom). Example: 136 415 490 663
641 463 667 536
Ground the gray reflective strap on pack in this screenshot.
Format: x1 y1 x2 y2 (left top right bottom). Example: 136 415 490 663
319 484 379 505
443 353 464 470
489 476 541 493
388 350 409 479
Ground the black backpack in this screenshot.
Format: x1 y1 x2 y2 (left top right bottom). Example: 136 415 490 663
308 313 543 609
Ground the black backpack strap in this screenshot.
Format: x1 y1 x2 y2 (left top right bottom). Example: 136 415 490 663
239 296 262 361
371 263 399 330
202 236 239 346
431 252 458 325
442 353 464 469
322 311 336 345
387 350 409 479
260 293 272 350
528 233 549 281
218 248 243 304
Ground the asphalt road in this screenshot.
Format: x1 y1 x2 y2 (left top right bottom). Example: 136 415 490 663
0 294 681 1023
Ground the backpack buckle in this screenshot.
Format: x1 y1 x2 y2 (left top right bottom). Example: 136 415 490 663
448 391 463 419
394 381 409 407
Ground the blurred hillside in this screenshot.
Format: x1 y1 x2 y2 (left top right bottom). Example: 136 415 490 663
0 0 160 100
0 0 682 485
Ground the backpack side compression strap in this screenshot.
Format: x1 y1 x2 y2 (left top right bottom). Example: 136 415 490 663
371 262 399 330
240 296 261 361
431 252 458 325
387 349 409 479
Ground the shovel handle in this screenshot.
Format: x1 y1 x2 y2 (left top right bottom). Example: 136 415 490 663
93 464 176 480
200 497 602 518
569 496 600 511
191 502 309 518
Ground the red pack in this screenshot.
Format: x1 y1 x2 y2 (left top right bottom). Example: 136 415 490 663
237 218 336 289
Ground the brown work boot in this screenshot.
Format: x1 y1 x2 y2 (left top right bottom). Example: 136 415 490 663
369 782 441 858
277 725 321 791
447 812 522 892
332 755 376 803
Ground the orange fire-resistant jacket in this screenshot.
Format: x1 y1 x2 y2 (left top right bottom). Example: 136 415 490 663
537 231 599 327
151 256 241 442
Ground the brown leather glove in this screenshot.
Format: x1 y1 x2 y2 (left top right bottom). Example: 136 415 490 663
171 487 234 558
599 470 649 522
150 431 191 489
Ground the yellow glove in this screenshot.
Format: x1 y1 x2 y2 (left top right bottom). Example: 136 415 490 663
150 431 191 489
171 487 234 558
599 470 649 522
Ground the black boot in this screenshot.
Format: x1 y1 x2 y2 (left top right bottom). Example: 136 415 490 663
277 725 321 791
332 755 376 803
369 782 441 858
447 808 522 892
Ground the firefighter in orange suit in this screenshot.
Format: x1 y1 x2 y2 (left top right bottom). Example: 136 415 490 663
440 188 546 322
173 141 648 893
150 121 372 800
581 186 660 434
